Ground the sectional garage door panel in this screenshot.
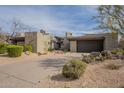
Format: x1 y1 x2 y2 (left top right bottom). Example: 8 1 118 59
77 40 103 52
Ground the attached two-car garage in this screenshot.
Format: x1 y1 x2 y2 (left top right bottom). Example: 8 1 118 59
77 40 104 52
68 36 105 53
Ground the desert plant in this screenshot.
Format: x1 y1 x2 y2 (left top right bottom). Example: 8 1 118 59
95 56 104 61
82 54 94 63
7 45 23 57
90 52 101 57
105 63 121 70
62 60 87 79
23 45 32 53
111 49 117 54
48 47 54 52
0 42 7 54
101 50 112 59
111 48 124 55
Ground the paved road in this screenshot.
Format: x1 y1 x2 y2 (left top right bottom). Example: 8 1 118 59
0 53 82 88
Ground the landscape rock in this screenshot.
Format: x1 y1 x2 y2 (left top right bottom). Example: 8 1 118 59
54 50 64 54
82 54 95 63
116 54 124 60
90 52 101 57
95 56 104 61
111 54 119 60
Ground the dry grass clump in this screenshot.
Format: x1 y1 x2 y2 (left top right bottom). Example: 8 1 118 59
105 63 121 70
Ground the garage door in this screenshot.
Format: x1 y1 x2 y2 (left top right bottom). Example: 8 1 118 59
77 40 103 52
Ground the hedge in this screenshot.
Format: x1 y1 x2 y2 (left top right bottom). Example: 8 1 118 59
0 42 7 54
7 45 23 57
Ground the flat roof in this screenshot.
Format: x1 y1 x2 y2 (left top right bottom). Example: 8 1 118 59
68 35 105 41
10 37 25 41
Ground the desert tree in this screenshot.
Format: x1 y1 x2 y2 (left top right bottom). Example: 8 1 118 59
93 5 124 35
0 26 6 42
0 18 34 44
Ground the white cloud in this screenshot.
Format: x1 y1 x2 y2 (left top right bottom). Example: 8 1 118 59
0 5 100 36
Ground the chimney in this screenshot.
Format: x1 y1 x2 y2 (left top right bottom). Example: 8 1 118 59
40 29 46 34
66 32 72 37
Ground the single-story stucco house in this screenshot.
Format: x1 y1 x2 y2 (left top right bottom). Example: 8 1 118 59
11 30 123 53
67 33 118 52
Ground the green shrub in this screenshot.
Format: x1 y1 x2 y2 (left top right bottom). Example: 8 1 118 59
62 60 87 79
48 47 54 52
111 49 117 54
7 45 23 57
0 42 7 54
111 49 124 55
23 45 32 52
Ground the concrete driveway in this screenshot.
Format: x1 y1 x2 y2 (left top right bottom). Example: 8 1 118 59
0 53 82 88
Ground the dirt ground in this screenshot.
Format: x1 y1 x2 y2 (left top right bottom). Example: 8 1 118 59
0 52 124 88
0 52 64 65
36 59 124 88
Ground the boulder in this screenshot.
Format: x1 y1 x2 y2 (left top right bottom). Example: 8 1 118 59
116 54 124 60
111 54 119 60
90 52 101 57
82 54 94 63
95 56 104 61
101 50 112 59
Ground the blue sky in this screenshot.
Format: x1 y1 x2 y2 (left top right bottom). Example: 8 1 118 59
0 5 100 36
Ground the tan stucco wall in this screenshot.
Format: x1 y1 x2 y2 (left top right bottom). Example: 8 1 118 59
25 32 52 53
25 32 37 52
104 33 118 50
70 40 77 52
62 38 69 51
69 33 118 52
119 35 124 48
37 32 51 53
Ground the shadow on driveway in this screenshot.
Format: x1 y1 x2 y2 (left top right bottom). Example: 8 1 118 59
38 55 82 69
38 57 68 68
0 54 8 57
50 74 75 82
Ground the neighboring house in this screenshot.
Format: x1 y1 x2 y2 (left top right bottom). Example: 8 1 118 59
11 31 53 53
67 33 118 52
25 31 53 53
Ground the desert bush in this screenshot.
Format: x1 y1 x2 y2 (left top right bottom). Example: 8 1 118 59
23 45 32 53
111 49 117 54
111 48 124 55
7 45 23 57
95 56 104 61
82 53 104 63
105 63 121 70
101 50 112 59
0 42 7 54
63 49 68 53
48 47 54 52
90 52 101 57
82 54 94 63
62 60 87 79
